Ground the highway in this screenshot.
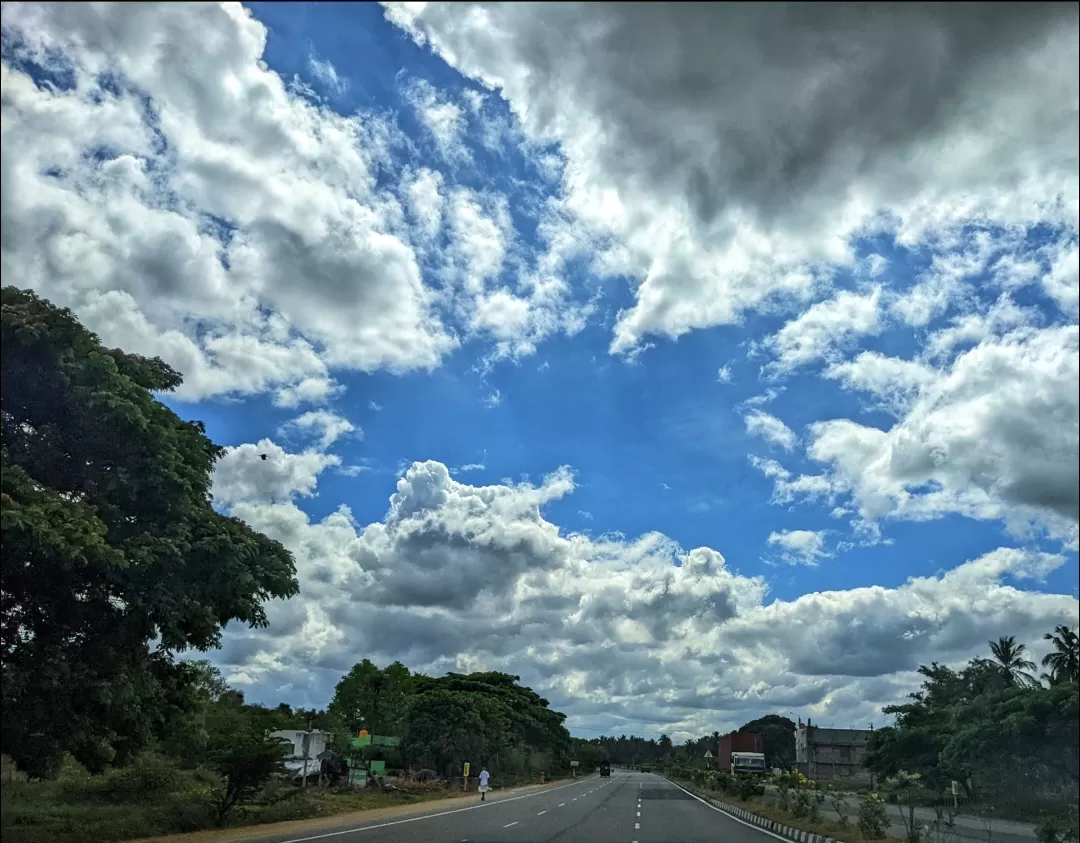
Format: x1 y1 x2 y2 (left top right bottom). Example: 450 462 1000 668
250 770 780 843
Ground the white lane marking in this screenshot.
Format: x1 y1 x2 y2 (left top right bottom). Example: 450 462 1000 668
635 822 641 830
559 802 567 807
503 821 519 828
665 779 793 843
637 811 641 817
573 797 578 801
538 810 547 815
274 777 587 842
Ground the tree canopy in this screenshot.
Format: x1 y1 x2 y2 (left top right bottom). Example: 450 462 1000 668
865 631 1079 809
0 287 299 777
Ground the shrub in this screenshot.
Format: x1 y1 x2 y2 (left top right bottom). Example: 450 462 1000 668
858 792 889 840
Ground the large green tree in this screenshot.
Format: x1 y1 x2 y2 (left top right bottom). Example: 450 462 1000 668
330 659 415 737
738 714 797 770
0 287 299 777
402 671 571 777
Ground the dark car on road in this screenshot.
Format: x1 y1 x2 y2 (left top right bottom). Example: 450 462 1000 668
599 761 611 777
640 765 651 773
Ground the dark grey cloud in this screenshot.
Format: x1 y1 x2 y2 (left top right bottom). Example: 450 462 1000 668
386 1 1077 351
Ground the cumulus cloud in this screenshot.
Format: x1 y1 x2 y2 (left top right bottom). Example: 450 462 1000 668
767 530 829 567
808 325 1080 545
1 2 455 404
385 2 1078 354
281 410 358 451
766 287 883 373
744 410 798 452
213 451 1077 736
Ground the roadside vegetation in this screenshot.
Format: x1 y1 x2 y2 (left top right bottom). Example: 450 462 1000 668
0 289 571 843
660 632 1078 843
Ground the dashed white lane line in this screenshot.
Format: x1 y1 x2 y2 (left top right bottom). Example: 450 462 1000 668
637 811 641 817
273 776 589 843
537 810 547 815
559 802 567 807
503 821 519 828
635 822 641 830
572 797 578 801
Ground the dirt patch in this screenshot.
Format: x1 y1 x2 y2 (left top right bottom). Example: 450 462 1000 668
128 779 572 843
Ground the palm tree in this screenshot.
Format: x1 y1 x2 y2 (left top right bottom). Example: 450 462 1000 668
1042 625 1079 685
987 636 1038 688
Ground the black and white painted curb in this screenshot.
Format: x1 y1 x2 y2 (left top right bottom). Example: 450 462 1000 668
671 779 843 843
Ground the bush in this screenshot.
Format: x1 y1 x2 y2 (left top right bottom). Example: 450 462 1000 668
858 792 889 840
58 753 186 805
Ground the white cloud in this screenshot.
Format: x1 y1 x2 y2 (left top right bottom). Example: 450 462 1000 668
744 410 797 452
404 78 469 162
824 352 937 418
282 410 358 451
766 287 883 372
212 441 340 507
1 3 455 405
274 377 344 410
767 530 829 567
809 324 1079 546
385 2 1078 355
308 55 347 96
212 453 1078 737
402 166 446 242
716 365 733 383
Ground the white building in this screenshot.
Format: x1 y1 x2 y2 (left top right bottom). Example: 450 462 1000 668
270 729 333 776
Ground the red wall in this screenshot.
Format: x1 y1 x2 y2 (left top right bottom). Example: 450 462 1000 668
716 732 764 769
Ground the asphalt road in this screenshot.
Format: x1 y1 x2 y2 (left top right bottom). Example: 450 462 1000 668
250 770 783 843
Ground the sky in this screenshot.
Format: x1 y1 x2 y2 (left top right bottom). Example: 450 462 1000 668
1 1 1078 741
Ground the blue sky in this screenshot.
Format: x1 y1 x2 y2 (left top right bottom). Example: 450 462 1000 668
2 2 1077 737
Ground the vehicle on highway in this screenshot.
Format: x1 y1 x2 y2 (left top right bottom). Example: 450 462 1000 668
639 765 651 773
718 732 769 775
599 760 611 777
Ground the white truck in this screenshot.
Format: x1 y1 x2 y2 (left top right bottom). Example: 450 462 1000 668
730 751 768 776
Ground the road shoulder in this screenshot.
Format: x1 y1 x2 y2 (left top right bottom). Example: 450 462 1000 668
129 778 574 843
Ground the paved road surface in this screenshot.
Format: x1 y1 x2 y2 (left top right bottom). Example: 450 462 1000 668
250 770 780 843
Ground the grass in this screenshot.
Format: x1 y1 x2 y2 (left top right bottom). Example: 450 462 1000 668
671 776 903 843
1 755 561 843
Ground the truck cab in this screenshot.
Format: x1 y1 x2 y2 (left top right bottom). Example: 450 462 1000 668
730 751 767 775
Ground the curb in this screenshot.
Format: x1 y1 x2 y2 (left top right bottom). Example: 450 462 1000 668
670 778 843 843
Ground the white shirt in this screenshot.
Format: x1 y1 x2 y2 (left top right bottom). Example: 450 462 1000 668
479 770 490 786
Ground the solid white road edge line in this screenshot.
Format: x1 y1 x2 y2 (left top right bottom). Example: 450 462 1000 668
274 776 596 843
666 780 795 843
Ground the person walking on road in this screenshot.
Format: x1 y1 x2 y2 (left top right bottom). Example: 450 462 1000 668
479 766 490 802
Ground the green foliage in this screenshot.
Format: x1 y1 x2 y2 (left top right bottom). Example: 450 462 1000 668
857 792 889 840
738 714 797 770
402 671 571 778
865 631 1079 830
207 731 291 825
1042 626 1079 686
0 287 299 778
330 659 415 737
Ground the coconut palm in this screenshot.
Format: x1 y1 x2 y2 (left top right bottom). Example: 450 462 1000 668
986 636 1038 688
1041 625 1079 685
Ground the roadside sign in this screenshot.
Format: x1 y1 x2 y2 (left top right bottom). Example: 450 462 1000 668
704 750 713 758
463 762 471 778
570 761 580 767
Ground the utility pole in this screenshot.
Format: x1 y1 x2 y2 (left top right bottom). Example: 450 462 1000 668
302 720 312 788
868 722 874 790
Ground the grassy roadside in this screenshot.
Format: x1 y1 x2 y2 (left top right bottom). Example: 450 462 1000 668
670 777 904 843
1 755 567 843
